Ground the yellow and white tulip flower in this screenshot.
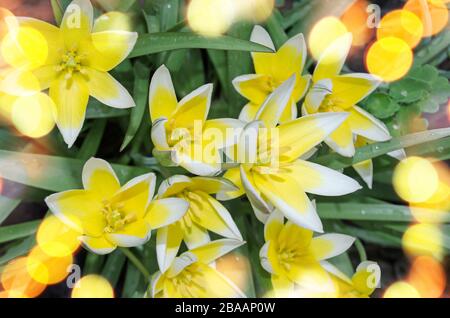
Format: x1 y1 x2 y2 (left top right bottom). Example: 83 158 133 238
321 260 381 298
155 175 243 272
150 239 246 298
233 25 310 123
6 0 138 147
302 33 396 187
149 65 244 176
45 158 189 254
219 76 361 232
260 209 355 297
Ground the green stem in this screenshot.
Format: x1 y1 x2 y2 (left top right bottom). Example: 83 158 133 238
355 239 368 263
119 248 151 281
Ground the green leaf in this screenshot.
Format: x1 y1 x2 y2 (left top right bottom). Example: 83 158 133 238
265 10 289 49
77 119 106 160
159 0 180 31
122 262 146 298
101 250 126 287
363 93 400 119
313 128 450 169
83 253 105 275
0 236 35 265
50 0 63 25
0 196 20 225
414 30 450 66
207 50 229 95
121 62 151 151
129 32 274 58
86 100 129 119
389 78 430 104
0 150 150 192
0 220 40 244
317 203 450 223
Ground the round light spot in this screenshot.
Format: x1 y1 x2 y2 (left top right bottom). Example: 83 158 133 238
71 275 114 298
384 281 421 298
366 37 413 82
393 156 439 203
94 11 133 32
341 0 373 47
37 215 81 258
404 0 449 37
187 0 236 37
1 257 46 298
216 253 250 291
402 224 443 260
26 246 73 285
377 10 424 48
1 26 48 70
408 256 446 298
11 93 56 138
309 16 349 60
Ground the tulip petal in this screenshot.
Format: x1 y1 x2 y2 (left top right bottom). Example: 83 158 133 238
232 74 271 105
250 26 276 76
112 173 156 219
49 75 89 148
82 157 120 200
241 166 273 223
60 0 93 48
253 172 323 232
287 160 362 196
166 252 198 278
272 33 307 82
255 74 296 129
156 223 184 273
157 175 193 198
203 118 245 149
288 255 334 291
183 222 211 249
106 220 152 247
190 239 245 264
216 167 245 201
313 33 352 82
250 25 275 51
278 221 313 251
45 190 104 236
310 233 355 260
277 112 349 162
151 118 170 150
85 68 135 109
348 106 391 142
304 79 333 113
189 176 238 194
320 260 353 285
331 74 381 109
172 83 213 129
325 120 356 157
79 235 116 255
149 65 178 122
192 191 243 240
146 198 189 229
264 209 284 242
271 274 295 297
353 159 373 189
88 30 137 72
239 102 259 122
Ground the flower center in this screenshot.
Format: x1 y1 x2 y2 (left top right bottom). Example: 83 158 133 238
278 248 298 271
319 95 345 113
101 201 135 233
170 266 200 297
56 50 86 79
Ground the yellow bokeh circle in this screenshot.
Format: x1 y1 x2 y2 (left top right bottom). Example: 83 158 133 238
26 246 73 285
366 37 413 82
71 275 114 298
187 0 236 37
1 26 48 70
37 215 81 258
1 257 46 298
94 12 133 32
404 0 449 37
377 10 424 48
402 223 443 260
11 93 56 138
393 156 439 203
309 16 349 60
384 281 421 298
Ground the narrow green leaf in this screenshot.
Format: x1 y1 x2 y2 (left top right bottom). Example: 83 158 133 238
0 150 150 192
123 262 146 298
0 236 35 265
265 10 289 48
0 196 20 225
318 203 450 223
130 33 274 58
414 30 450 66
0 220 40 244
50 0 63 25
83 253 105 275
86 100 129 119
313 128 450 169
121 62 151 151
101 250 127 287
207 50 228 94
77 119 106 160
